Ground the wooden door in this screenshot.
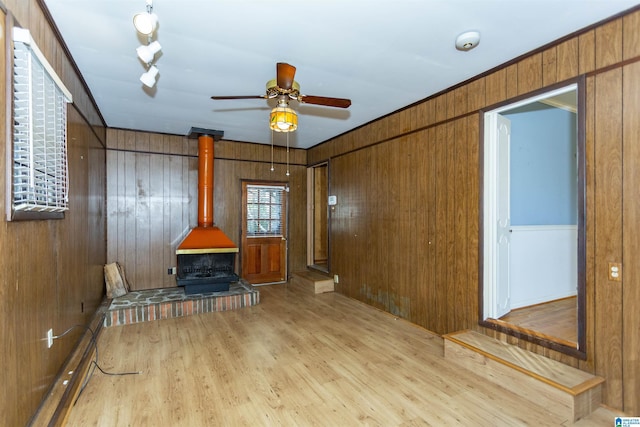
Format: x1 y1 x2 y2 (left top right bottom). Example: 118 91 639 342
241 182 288 284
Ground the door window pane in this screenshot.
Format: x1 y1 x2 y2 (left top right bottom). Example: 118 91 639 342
246 185 285 236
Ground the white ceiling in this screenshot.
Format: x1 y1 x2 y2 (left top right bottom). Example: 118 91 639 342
42 0 638 149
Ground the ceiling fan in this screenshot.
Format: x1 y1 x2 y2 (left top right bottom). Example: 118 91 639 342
211 62 352 109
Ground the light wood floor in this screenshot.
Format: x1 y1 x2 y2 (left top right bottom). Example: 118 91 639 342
67 285 614 426
500 297 577 344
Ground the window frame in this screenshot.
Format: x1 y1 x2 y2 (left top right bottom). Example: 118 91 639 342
6 26 73 221
245 184 287 238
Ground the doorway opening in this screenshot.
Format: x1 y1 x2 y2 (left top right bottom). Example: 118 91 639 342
480 80 586 358
306 162 329 273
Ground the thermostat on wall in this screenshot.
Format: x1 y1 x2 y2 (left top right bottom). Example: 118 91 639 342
328 195 337 206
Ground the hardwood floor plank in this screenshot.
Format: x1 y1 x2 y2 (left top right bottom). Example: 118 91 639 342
67 285 618 426
499 297 577 344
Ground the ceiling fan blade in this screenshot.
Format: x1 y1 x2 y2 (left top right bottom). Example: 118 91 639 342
276 63 296 90
299 95 351 108
211 95 266 100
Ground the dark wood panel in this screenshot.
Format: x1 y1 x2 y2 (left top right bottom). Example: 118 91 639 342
135 153 151 289
149 153 165 286
453 85 468 116
167 155 186 288
579 30 596 74
517 53 543 95
0 3 107 425
467 77 486 112
542 47 557 86
308 6 640 413
417 96 435 128
593 69 624 409
452 118 469 332
444 122 456 333
466 115 480 331
623 9 640 59
425 127 438 331
434 93 448 122
433 123 448 334
622 61 640 414
505 64 518 99
485 68 507 108
595 18 623 69
556 37 579 82
413 130 430 327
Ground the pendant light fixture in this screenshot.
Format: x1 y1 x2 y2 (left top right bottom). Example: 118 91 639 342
269 99 298 133
134 0 161 88
269 98 296 175
133 0 158 35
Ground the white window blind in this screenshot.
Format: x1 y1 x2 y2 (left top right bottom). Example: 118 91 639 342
246 185 286 237
11 27 72 218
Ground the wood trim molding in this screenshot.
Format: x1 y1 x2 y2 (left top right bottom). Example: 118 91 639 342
28 299 109 427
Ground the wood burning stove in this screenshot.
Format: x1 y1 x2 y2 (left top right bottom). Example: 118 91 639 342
176 252 238 294
176 128 239 294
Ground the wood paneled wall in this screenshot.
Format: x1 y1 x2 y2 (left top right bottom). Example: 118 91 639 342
308 7 640 414
106 129 308 290
0 3 107 426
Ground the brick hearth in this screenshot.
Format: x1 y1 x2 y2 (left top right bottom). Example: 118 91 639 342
104 280 259 327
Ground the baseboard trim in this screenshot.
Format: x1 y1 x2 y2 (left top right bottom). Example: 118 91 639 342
28 298 109 427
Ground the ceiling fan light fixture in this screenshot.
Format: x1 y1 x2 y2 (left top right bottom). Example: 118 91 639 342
270 105 298 132
136 40 162 63
140 65 159 88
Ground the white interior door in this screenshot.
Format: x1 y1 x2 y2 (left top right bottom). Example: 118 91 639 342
495 114 511 318
483 112 512 319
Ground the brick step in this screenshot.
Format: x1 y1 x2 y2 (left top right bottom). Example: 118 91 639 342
443 330 604 423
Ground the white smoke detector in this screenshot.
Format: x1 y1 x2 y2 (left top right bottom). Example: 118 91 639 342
455 31 481 51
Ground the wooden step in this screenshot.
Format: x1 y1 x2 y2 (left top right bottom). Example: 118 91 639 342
443 330 604 423
289 270 334 294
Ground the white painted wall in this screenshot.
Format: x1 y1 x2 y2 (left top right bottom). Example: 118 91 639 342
509 225 577 309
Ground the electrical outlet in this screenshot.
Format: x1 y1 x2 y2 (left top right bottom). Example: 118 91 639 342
334 274 339 284
47 329 53 348
608 262 622 281
167 267 176 275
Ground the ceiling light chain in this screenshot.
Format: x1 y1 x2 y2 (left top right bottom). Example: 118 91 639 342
270 129 275 172
286 132 290 177
134 0 161 88
270 121 292 176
